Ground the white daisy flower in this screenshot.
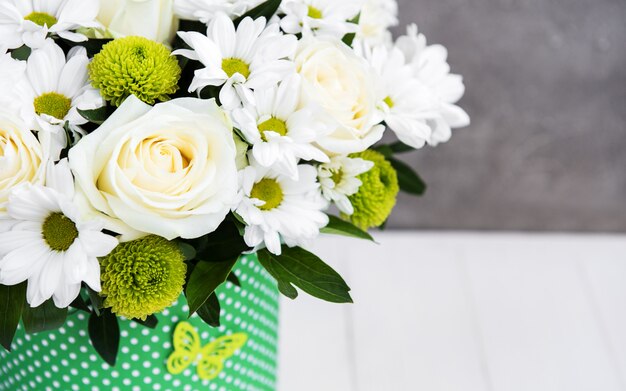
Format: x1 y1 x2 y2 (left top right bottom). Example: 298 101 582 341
235 158 328 255
0 159 118 308
3 40 104 159
365 43 434 149
280 0 363 39
174 12 297 109
393 24 470 146
355 0 398 47
0 0 100 50
318 155 373 215
174 0 265 22
231 74 330 180
0 50 26 91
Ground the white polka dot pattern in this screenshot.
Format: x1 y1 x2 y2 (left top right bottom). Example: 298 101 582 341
0 254 279 390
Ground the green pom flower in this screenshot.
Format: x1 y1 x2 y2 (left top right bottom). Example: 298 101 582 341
89 36 181 106
344 150 399 230
100 235 187 320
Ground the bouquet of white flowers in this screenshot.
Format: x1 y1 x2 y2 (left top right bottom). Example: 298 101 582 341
0 0 468 387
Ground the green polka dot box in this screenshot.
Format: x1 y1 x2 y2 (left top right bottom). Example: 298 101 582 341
0 255 280 391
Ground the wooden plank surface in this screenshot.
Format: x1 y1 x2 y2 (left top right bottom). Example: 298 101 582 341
277 232 626 391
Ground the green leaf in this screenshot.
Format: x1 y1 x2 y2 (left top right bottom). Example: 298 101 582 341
389 141 415 154
177 241 197 261
374 145 393 158
22 300 68 334
77 106 109 125
74 38 113 57
177 19 208 34
10 45 31 61
88 309 120 366
196 221 250 263
87 287 104 316
341 13 361 47
185 257 238 316
321 215 375 242
226 272 241 287
70 294 91 313
196 294 221 327
388 157 427 196
374 141 415 157
258 247 352 303
0 283 26 351
233 0 282 26
132 315 158 329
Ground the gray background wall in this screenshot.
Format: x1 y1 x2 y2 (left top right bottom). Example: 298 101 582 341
387 0 626 232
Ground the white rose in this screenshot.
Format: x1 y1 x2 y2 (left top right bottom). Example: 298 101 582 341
98 0 178 45
295 37 385 155
69 95 238 240
0 110 46 213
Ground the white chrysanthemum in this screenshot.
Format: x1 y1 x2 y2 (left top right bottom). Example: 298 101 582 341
235 158 328 255
0 160 118 308
0 51 26 91
391 24 470 146
2 40 104 159
356 0 398 46
174 0 265 22
231 74 330 180
364 43 433 149
318 155 373 215
0 0 100 50
174 13 297 109
280 0 363 39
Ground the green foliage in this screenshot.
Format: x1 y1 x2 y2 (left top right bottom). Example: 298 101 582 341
0 283 26 351
10 45 31 61
374 141 415 156
77 106 110 125
88 308 120 366
132 315 159 329
196 294 221 327
388 157 427 196
87 286 104 316
185 257 238 318
189 220 251 264
233 0 282 27
22 300 68 334
70 294 90 313
321 215 375 242
258 247 352 303
342 13 361 47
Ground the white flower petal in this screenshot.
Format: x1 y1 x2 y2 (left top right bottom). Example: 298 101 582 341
79 230 118 257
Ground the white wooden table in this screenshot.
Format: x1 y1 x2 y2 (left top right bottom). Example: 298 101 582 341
277 232 626 391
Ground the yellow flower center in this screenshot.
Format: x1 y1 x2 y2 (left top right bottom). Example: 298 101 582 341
222 58 251 79
250 178 284 211
24 12 57 27
33 92 72 120
307 6 323 19
384 96 395 109
258 117 288 141
42 212 79 252
330 169 344 185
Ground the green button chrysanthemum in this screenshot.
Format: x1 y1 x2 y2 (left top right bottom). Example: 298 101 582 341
344 150 400 230
100 235 187 320
89 36 181 107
